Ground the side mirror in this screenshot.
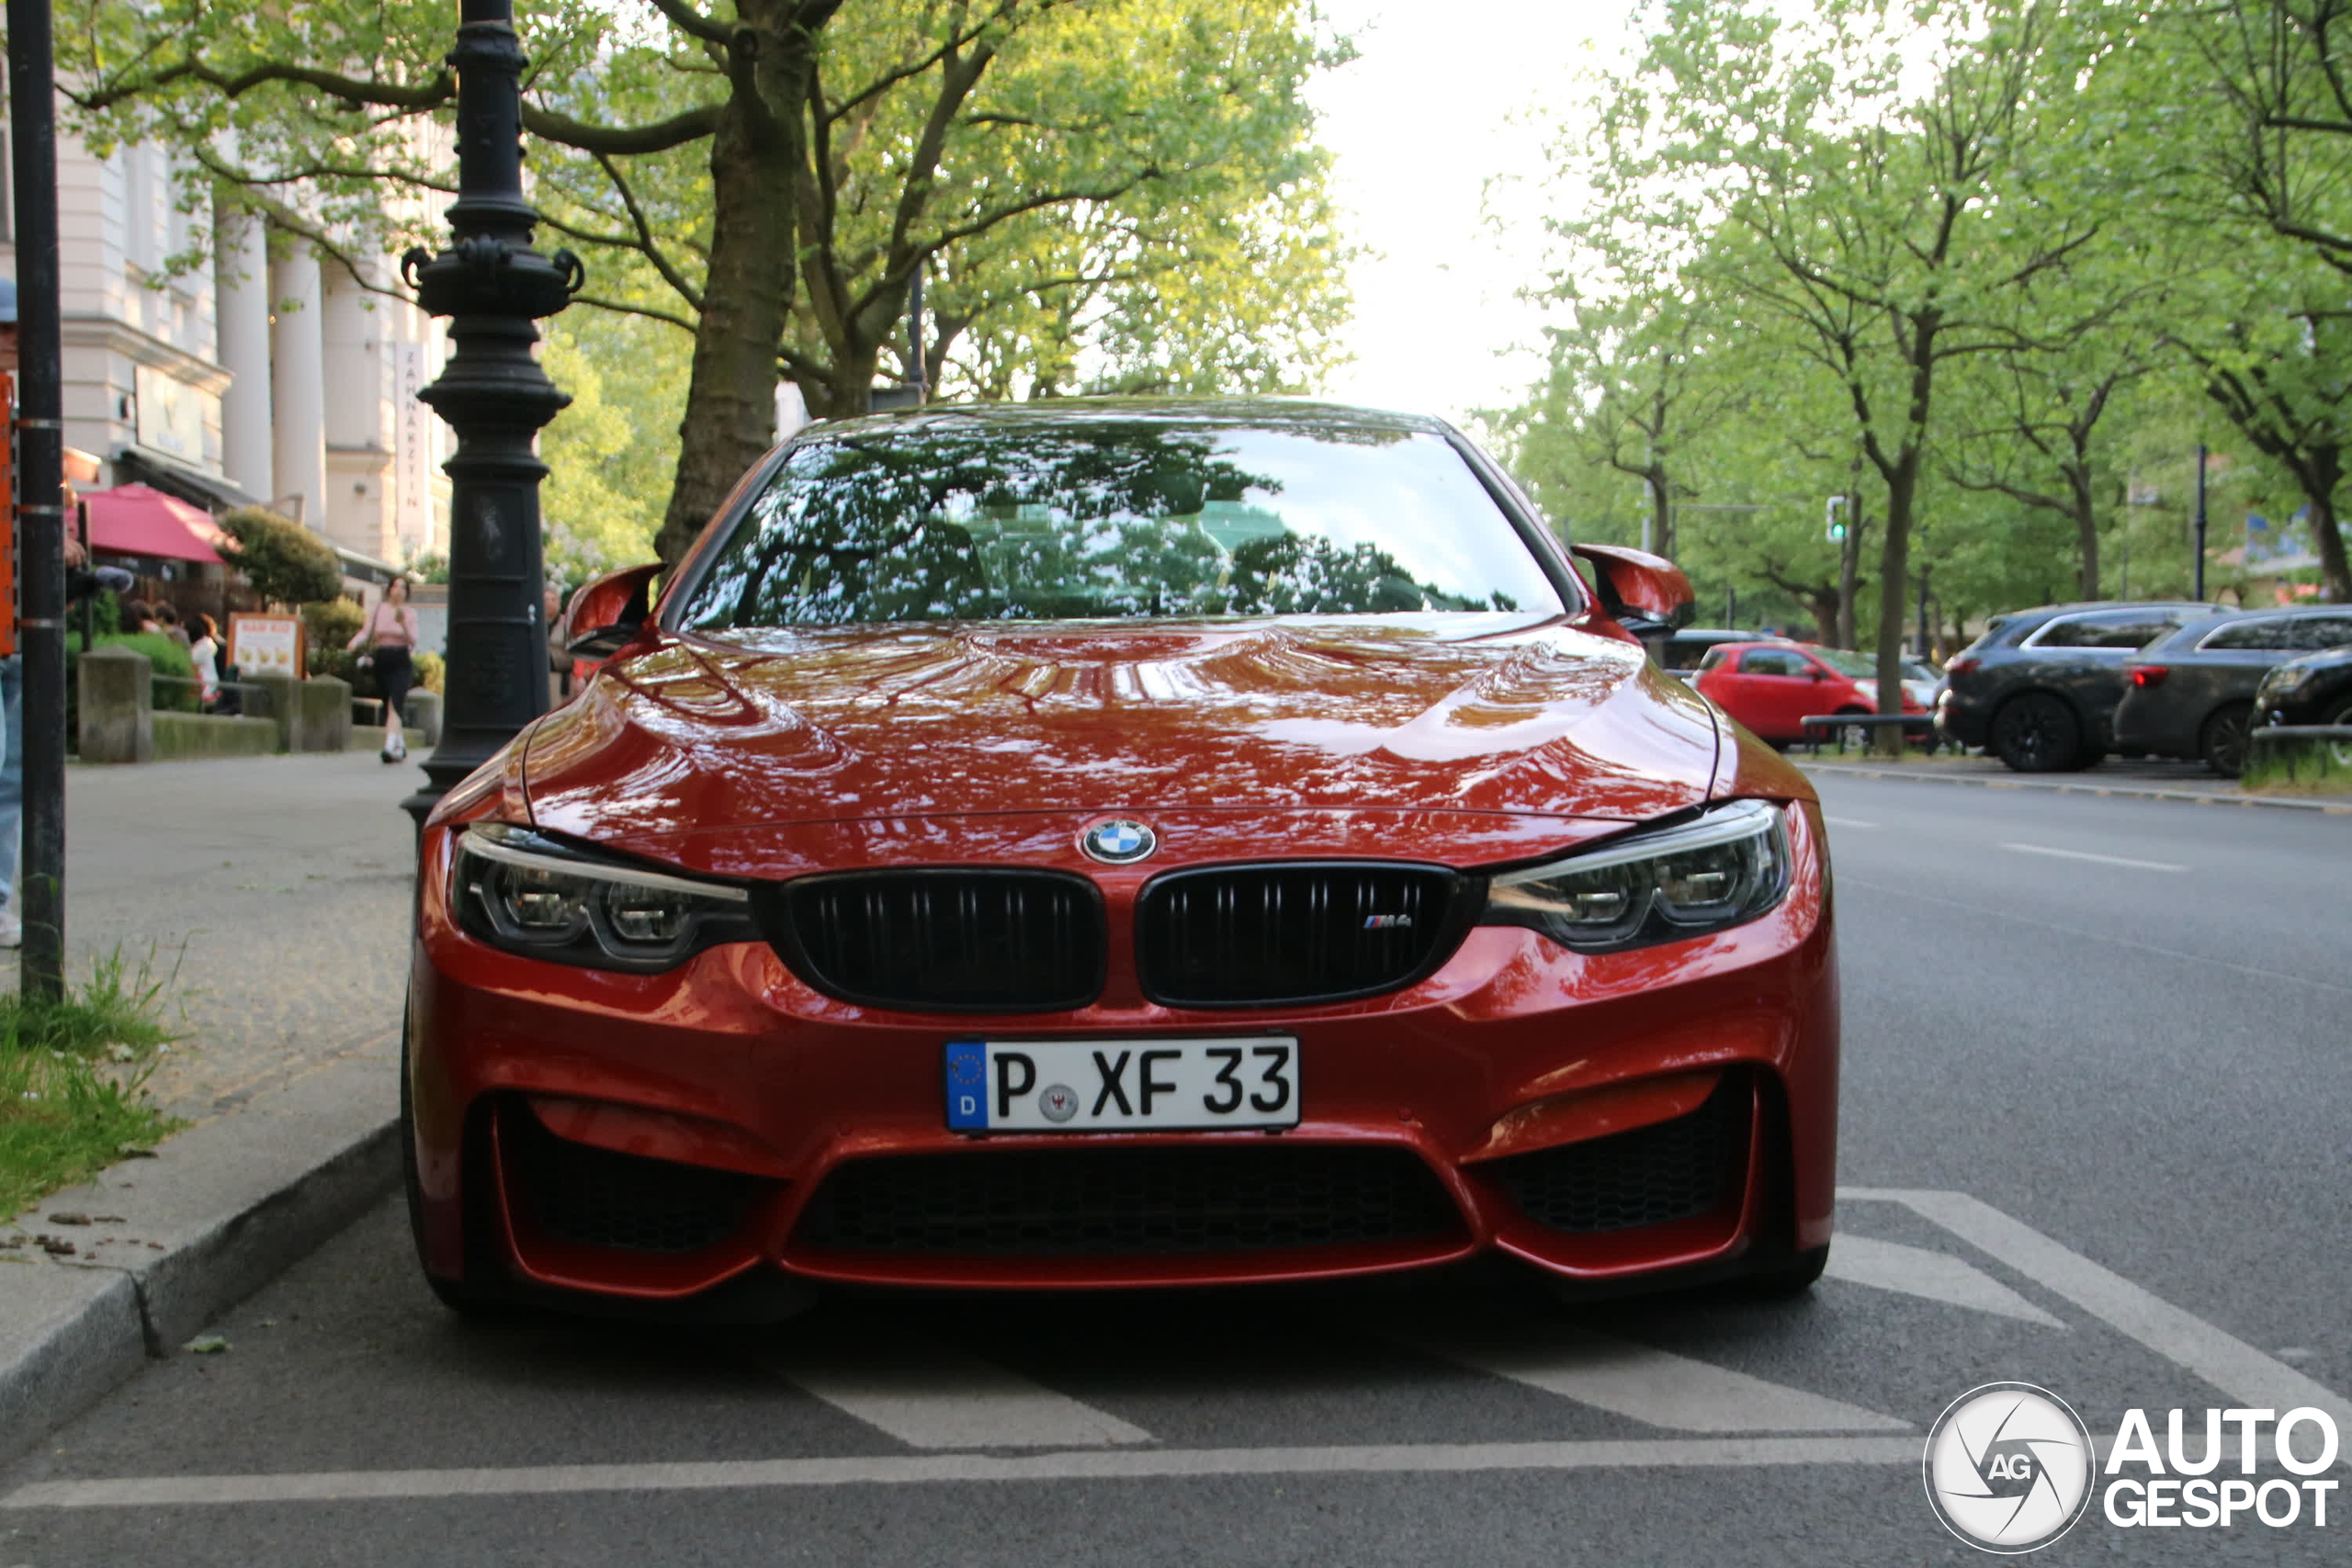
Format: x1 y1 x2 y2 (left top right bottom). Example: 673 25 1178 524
1811 668 1830 681
563 561 663 661
1569 541 1695 663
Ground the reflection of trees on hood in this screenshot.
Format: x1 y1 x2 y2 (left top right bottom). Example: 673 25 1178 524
683 417 1506 626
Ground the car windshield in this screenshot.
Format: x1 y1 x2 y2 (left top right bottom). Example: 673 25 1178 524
676 416 1568 628
1811 648 1877 678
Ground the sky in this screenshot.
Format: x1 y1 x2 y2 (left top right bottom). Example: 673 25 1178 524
1302 1 1645 429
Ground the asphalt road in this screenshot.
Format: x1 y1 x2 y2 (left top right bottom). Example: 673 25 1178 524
4 776 2347 1566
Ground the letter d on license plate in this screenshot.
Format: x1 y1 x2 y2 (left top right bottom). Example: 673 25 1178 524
944 1037 1300 1133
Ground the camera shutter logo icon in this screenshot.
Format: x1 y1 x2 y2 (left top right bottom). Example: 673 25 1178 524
1923 1382 2095 1553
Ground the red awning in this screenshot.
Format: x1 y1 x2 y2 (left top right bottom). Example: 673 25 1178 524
81 483 228 565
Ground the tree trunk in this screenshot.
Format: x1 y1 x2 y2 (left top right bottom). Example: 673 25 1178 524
1804 590 1838 644
2308 447 2352 603
655 12 818 565
797 343 886 422
1649 463 1674 558
2069 464 2098 601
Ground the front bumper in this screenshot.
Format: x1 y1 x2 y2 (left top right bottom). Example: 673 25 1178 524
407 807 1838 1301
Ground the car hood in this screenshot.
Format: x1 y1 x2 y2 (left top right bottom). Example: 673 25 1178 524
521 616 1726 850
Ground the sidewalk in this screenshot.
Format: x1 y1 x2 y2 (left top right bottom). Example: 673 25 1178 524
17 752 416 1119
1798 751 2352 813
3 754 416 1457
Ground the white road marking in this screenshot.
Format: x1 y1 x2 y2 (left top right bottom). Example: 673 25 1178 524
1998 841 2186 872
0 1436 1924 1509
1842 1189 2352 1427
1410 1323 1906 1433
763 1337 1149 1450
10 1190 2340 1512
1823 1234 2064 1327
1820 816 1879 829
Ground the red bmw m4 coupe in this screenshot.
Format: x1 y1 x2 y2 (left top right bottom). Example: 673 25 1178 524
404 399 1838 1315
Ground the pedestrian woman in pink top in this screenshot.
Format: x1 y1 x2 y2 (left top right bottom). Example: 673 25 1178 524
349 577 422 763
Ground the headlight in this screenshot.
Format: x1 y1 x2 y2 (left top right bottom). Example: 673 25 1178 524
1482 799 1792 953
452 822 759 972
2260 664 2319 703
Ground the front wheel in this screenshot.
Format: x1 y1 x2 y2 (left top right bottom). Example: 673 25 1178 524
2325 696 2352 768
2200 702 2254 778
1990 693 2083 773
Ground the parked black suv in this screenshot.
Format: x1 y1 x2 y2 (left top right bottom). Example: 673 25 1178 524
2256 644 2352 755
1938 602 2223 772
2113 607 2352 775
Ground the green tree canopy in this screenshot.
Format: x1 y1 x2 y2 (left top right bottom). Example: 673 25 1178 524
68 0 1352 563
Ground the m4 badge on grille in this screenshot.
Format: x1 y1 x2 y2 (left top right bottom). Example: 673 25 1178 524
1363 913 1414 930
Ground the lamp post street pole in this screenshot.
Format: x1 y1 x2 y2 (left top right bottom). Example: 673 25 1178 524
399 0 581 830
2192 443 2209 602
8 0 70 999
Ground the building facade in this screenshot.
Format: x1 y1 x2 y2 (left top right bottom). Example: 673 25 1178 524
0 118 450 575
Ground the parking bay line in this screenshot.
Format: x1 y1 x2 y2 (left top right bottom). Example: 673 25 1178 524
1840 1188 2352 1427
0 1437 1925 1510
1998 841 2187 872
759 1336 1151 1450
1822 1234 2064 1327
1401 1323 1907 1433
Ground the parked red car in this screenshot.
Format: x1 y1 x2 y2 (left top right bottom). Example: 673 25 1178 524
1694 640 1925 745
405 400 1838 1317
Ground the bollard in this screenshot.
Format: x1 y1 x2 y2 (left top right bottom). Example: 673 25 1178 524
246 670 299 753
404 689 444 748
76 646 153 763
292 676 354 753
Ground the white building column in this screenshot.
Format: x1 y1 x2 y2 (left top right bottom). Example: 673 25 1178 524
213 210 274 502
268 245 327 525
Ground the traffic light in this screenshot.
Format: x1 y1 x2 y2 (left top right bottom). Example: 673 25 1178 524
1826 495 1849 543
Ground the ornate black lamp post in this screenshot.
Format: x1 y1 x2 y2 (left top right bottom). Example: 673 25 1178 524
400 0 580 828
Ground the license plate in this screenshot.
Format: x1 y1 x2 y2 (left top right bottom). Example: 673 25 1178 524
944 1036 1299 1133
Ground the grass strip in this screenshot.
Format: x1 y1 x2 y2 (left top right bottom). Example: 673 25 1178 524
2242 742 2352 795
0 952 184 1221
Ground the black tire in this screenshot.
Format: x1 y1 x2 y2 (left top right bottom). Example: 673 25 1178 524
2200 701 2255 779
2325 696 2352 768
1737 1243 1830 1299
1989 692 2084 773
401 1019 513 1319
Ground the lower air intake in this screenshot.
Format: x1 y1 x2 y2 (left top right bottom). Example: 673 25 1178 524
1489 1078 1748 1235
795 1144 1461 1256
506 1107 764 1255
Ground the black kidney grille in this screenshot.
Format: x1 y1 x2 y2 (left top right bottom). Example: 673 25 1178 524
1136 863 1460 1006
775 871 1103 1011
1489 1078 1748 1235
795 1145 1462 1257
506 1108 765 1255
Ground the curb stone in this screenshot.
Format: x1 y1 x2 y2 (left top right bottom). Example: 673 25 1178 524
1798 761 2352 814
0 1050 399 1462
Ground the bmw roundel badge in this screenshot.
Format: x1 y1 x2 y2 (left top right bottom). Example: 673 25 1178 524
1081 818 1157 864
